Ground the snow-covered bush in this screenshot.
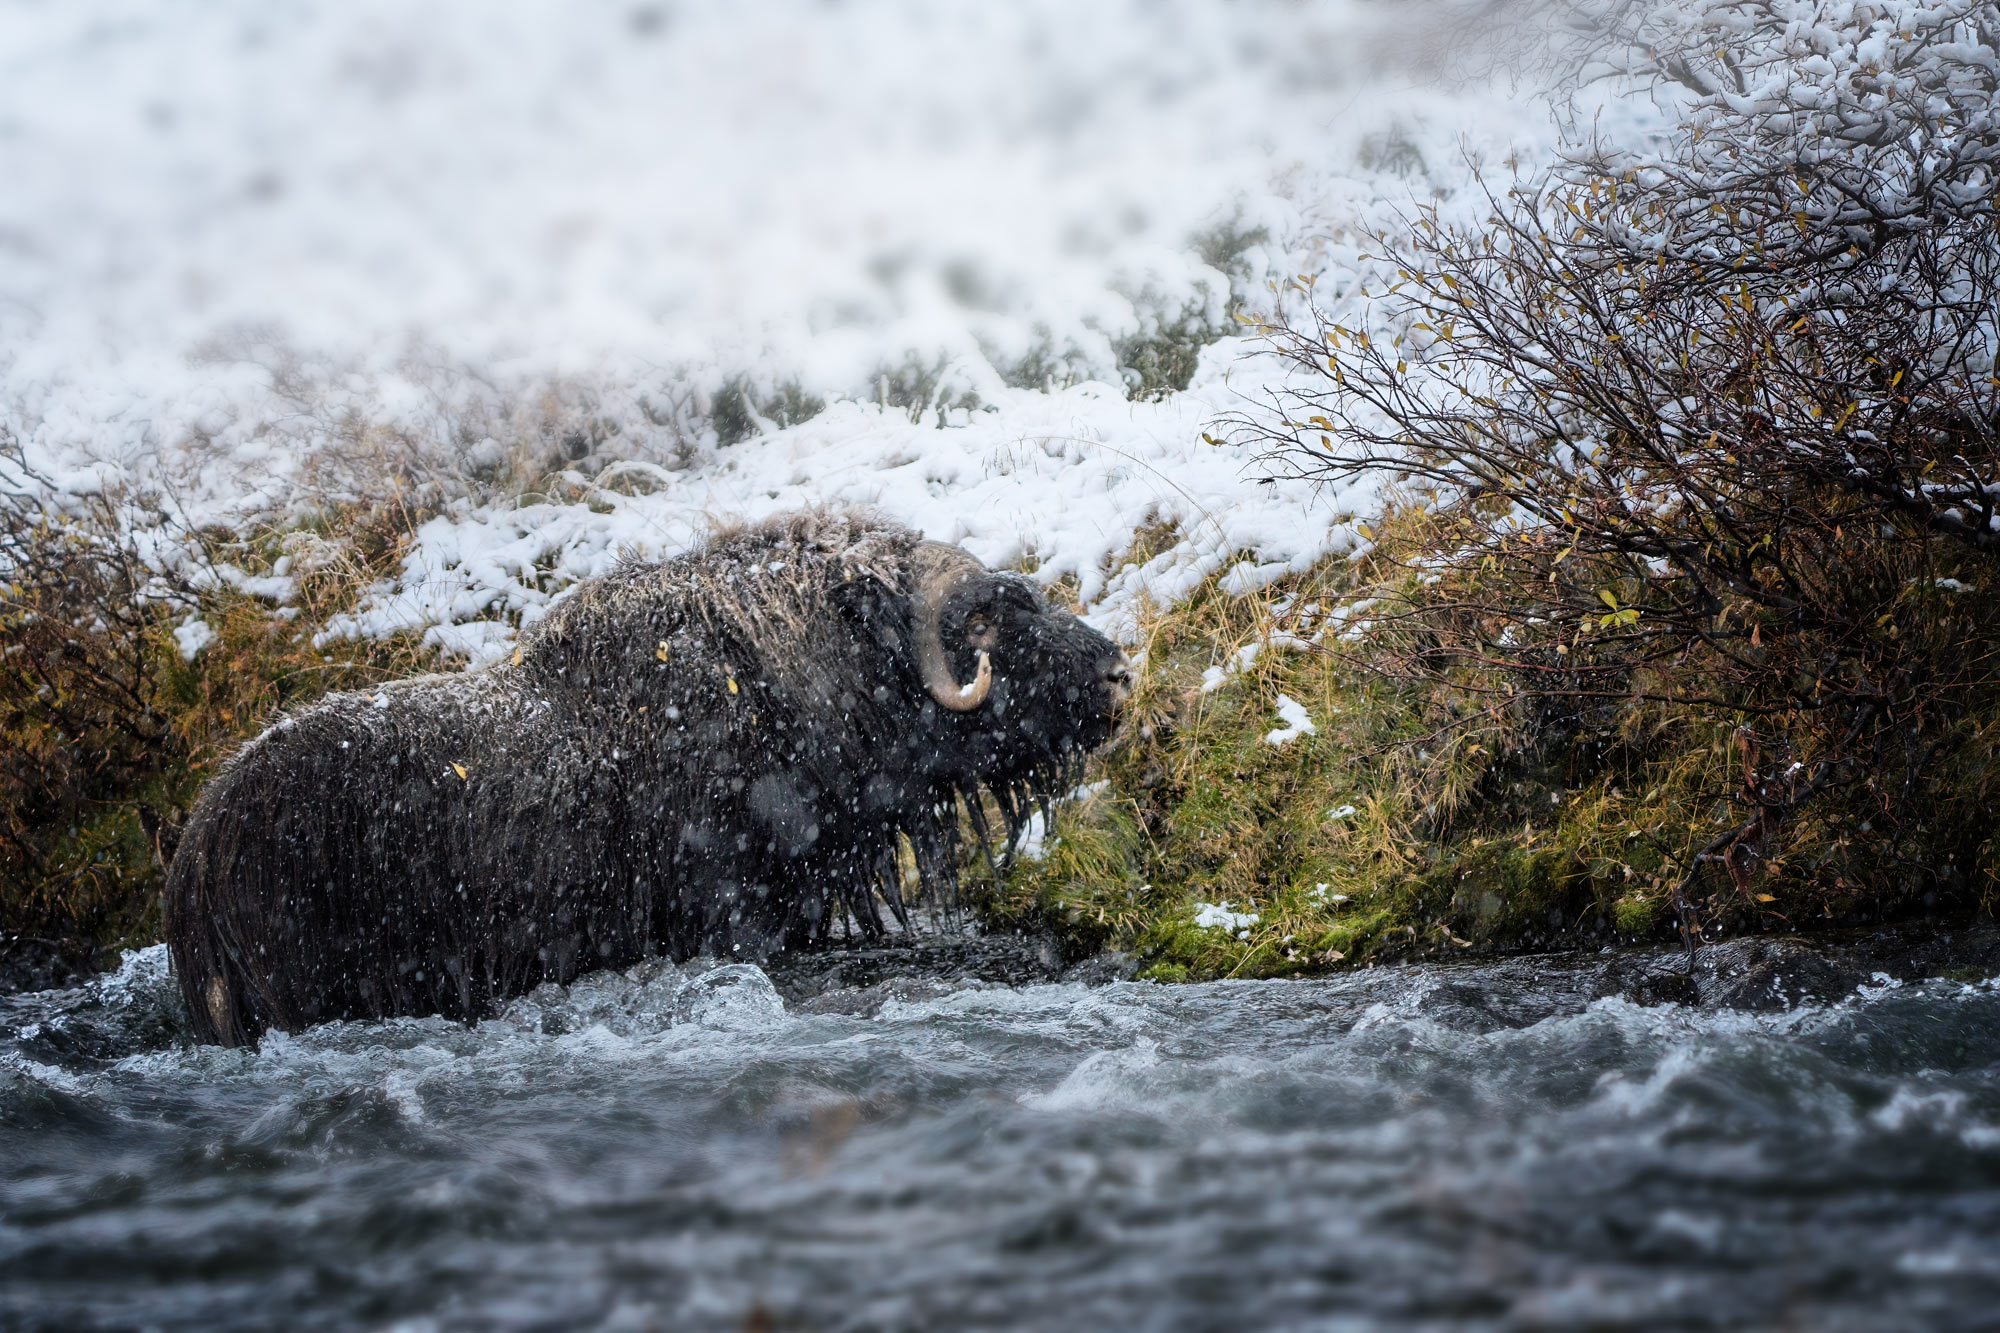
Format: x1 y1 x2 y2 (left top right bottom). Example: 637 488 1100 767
1241 1 2000 931
0 440 436 955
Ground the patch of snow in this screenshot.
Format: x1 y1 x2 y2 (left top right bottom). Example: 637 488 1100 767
1220 560 1293 597
1192 900 1260 935
1199 630 1314 693
1015 810 1052 863
173 617 215 661
1265 693 1314 745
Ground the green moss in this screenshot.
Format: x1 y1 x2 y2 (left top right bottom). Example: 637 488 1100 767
1613 893 1662 935
976 547 1455 978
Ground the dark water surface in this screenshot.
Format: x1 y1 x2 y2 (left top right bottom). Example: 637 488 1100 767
4 945 1999 1331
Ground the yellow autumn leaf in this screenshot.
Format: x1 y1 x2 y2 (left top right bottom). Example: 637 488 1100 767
451 763 467 780
726 676 739 695
655 641 671 662
1753 893 1776 903
511 646 523 667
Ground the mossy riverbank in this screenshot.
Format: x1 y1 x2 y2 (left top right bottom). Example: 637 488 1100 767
977 526 2000 982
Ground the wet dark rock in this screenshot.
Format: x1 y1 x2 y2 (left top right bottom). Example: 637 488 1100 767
0 936 94 995
1588 955 1702 1008
794 976 964 1018
1571 919 2000 1013
1826 917 2000 984
766 920 1996 1021
1693 938 1869 1012
14 916 1997 1044
1059 949 1139 986
1415 979 1565 1031
764 931 1065 1005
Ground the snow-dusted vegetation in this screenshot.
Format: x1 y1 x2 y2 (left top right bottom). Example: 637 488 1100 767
6 0 1996 977
0 0 1557 650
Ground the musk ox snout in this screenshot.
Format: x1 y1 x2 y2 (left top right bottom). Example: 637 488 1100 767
923 565 1128 741
165 509 1131 1045
1103 652 1135 708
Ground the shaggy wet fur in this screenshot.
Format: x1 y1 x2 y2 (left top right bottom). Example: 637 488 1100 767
166 510 1125 1044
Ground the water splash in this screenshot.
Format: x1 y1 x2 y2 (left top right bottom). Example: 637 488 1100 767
4 953 1999 1329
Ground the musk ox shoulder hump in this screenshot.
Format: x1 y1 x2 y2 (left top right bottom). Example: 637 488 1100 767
514 507 923 680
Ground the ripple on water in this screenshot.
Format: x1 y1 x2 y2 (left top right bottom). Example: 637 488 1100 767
3 947 2000 1329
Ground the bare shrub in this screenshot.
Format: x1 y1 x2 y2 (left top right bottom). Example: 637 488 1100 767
0 436 434 958
1230 1 2000 936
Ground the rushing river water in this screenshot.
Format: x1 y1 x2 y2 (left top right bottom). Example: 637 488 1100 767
4 943 1999 1331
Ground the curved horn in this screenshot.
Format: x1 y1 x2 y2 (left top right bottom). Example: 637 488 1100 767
910 542 994 712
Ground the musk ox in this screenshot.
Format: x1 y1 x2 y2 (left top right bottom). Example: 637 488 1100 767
166 509 1131 1045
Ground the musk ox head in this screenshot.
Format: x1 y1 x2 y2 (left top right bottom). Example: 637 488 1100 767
906 537 1133 777
166 507 1131 1043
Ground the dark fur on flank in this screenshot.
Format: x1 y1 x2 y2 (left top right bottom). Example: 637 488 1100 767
166 510 1129 1045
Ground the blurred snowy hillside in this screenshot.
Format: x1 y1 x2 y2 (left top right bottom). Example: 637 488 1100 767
0 0 1587 654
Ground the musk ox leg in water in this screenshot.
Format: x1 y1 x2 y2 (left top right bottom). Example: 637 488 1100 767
165 509 1132 1045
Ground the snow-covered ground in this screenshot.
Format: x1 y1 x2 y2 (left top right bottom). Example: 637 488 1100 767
0 0 1591 655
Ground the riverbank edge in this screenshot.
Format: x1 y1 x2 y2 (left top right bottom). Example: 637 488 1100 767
8 915 1995 1033
766 914 2000 1017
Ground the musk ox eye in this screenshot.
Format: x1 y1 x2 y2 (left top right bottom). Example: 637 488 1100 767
964 615 1000 651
